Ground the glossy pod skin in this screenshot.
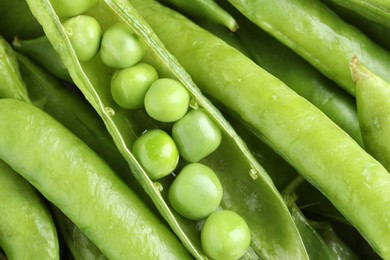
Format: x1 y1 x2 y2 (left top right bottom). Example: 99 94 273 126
26 0 307 258
0 99 191 260
130 1 390 258
0 36 31 102
0 159 59 259
226 0 390 96
350 57 390 172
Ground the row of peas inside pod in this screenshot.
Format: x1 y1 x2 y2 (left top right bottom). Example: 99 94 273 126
52 0 250 258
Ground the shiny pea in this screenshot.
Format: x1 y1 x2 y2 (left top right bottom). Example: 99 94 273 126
172 108 222 162
110 63 158 109
144 78 190 122
50 0 97 17
62 15 101 62
132 129 179 179
201 210 251 260
100 23 146 69
168 163 222 220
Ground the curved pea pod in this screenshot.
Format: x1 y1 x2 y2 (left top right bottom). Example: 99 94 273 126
230 13 364 147
26 0 308 258
0 99 191 259
350 57 390 172
13 36 72 82
131 1 390 258
226 0 390 96
0 35 31 102
51 207 107 260
0 159 59 259
158 0 238 31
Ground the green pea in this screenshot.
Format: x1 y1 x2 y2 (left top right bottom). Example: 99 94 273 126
201 210 251 260
100 23 146 69
62 15 101 62
144 78 190 122
172 108 222 162
50 0 97 17
168 163 223 220
132 129 179 179
110 63 158 109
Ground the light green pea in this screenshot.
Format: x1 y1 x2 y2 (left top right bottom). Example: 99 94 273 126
132 129 179 179
110 63 158 109
168 163 223 220
144 78 190 122
172 108 222 162
50 0 97 17
62 15 101 62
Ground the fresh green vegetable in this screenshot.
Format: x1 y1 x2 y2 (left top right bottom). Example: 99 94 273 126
168 162 223 220
201 210 251 260
0 98 192 259
350 57 390 172
226 0 390 96
110 62 158 109
62 15 101 62
144 78 190 122
172 108 222 162
50 0 97 17
100 23 146 68
131 0 390 257
0 159 59 260
133 129 179 179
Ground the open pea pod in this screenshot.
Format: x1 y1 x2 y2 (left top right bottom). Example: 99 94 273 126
26 0 307 258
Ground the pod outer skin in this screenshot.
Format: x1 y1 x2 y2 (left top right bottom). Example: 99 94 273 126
129 0 390 258
0 159 59 260
0 99 191 260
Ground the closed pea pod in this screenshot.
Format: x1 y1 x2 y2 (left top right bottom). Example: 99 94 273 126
129 0 390 258
26 0 308 258
0 98 191 260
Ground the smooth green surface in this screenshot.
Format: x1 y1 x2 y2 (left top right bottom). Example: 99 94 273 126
62 15 101 62
201 210 251 260
227 0 390 96
0 99 191 260
101 23 145 68
133 129 179 179
110 62 158 109
168 163 223 220
351 57 390 172
172 108 222 162
131 0 390 258
144 78 190 122
0 160 59 260
50 0 97 17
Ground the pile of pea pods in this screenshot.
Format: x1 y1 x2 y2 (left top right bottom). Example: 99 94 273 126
1 0 390 259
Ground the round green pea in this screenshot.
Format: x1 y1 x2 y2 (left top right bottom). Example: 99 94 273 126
172 109 222 162
62 15 101 62
110 63 158 109
201 210 251 260
144 78 190 122
50 0 97 17
132 129 179 179
168 163 222 220
100 23 146 69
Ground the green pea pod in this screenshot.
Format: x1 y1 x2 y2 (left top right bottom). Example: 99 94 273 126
158 0 238 31
0 98 191 259
230 12 364 147
26 0 307 258
324 0 390 30
226 0 390 96
0 159 59 259
0 0 43 42
350 57 390 172
0 35 31 102
51 207 107 260
13 36 72 82
131 1 390 258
